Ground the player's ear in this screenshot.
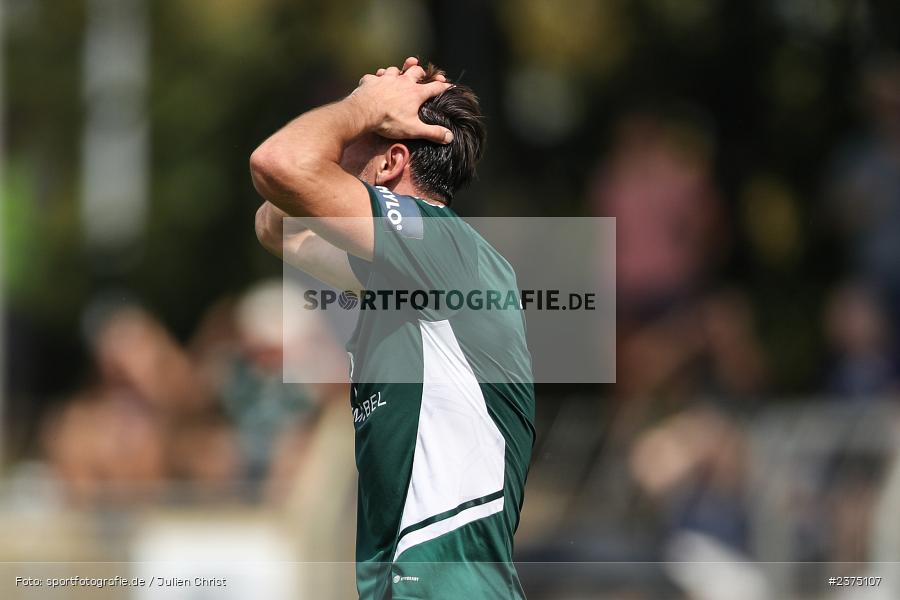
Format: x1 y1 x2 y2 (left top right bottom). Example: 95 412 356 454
374 143 410 186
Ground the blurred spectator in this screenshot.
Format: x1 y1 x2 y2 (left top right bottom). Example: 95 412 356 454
42 302 232 506
701 290 769 398
91 304 212 415
167 415 242 499
589 113 753 440
190 279 346 495
629 405 751 554
614 288 768 439
823 281 900 399
828 54 900 337
38 280 351 507
591 112 726 324
42 386 167 507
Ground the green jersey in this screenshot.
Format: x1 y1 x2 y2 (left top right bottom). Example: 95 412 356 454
346 183 535 599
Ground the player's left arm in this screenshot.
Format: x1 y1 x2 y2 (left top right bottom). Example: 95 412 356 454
249 58 452 261
255 200 364 292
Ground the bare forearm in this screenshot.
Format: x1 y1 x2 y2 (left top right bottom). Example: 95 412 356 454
255 202 362 291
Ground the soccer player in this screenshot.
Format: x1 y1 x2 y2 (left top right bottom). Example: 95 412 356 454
251 57 535 599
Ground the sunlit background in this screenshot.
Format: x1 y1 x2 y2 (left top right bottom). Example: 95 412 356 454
4 1 900 598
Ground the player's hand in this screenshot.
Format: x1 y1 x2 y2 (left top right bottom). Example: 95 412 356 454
373 57 447 82
349 56 453 144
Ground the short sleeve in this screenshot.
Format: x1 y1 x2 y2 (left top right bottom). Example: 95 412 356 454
349 182 476 293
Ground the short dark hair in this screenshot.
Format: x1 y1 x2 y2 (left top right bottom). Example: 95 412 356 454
400 64 486 204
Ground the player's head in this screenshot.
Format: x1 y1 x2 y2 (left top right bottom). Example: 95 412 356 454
341 64 485 205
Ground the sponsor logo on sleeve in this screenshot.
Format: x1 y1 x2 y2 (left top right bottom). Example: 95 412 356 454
375 185 424 240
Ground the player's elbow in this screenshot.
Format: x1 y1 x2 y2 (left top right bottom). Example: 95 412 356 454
249 144 282 196
249 142 317 202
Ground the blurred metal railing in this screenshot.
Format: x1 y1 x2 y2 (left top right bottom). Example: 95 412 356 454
748 399 900 598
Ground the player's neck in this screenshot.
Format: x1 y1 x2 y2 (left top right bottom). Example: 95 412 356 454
388 181 445 207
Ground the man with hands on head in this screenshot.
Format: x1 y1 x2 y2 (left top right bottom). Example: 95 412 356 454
251 57 535 600
252 57 451 279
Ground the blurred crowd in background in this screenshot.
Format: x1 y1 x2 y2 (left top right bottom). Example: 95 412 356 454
5 1 900 598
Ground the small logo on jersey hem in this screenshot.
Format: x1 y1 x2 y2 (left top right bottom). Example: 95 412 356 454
392 575 420 584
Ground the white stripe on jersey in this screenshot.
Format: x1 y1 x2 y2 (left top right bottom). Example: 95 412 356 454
393 319 506 560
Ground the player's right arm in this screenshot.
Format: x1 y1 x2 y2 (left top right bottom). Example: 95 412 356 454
249 58 451 260
255 201 364 292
